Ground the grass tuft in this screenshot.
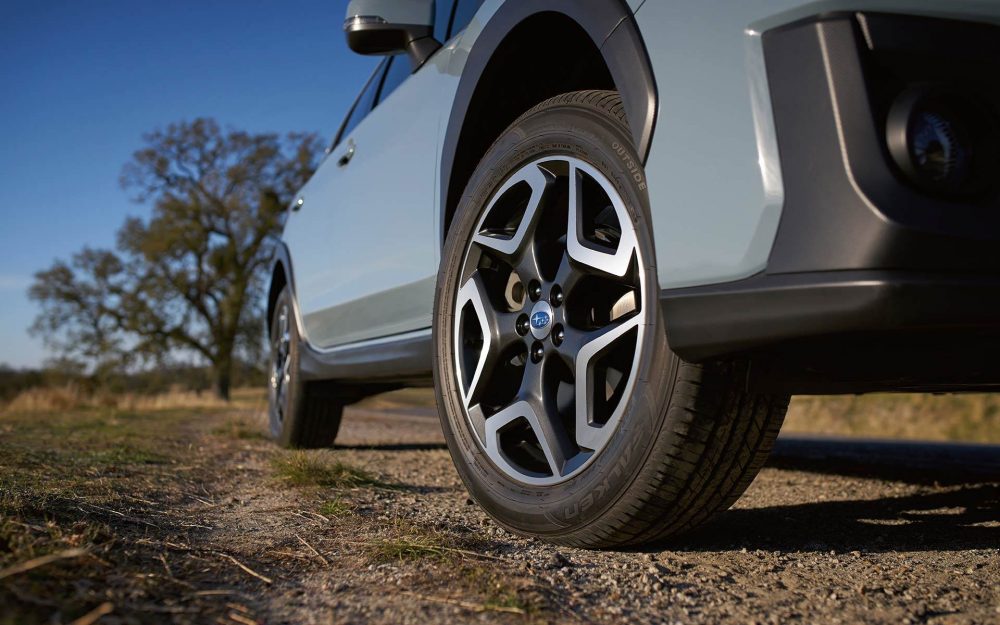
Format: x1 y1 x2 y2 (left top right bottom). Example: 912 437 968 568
318 498 354 518
366 536 448 563
271 451 380 489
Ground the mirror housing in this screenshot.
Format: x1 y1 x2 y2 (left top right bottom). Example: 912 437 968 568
344 0 440 70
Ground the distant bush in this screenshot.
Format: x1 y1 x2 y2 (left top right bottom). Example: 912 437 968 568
0 361 265 411
0 384 246 413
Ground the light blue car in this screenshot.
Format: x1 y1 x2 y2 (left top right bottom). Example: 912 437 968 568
267 0 1000 547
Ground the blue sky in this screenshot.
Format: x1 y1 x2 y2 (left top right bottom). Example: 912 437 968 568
0 0 375 368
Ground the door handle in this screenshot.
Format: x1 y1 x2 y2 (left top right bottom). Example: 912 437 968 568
337 139 356 167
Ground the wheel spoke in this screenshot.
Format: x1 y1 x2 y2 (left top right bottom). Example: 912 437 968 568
520 359 576 473
566 160 639 278
472 164 553 260
484 397 571 481
553 250 584 300
568 314 643 450
455 273 521 407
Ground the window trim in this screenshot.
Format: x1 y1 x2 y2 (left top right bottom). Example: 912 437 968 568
332 59 387 149
374 55 413 106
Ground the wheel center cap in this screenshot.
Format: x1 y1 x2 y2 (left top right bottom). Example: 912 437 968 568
529 301 553 340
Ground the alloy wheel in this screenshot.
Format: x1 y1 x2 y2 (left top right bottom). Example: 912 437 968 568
270 303 292 424
454 156 647 486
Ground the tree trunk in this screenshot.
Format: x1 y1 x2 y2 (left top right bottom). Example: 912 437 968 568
213 356 232 401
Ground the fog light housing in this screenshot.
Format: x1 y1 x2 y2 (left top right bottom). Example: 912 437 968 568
886 88 989 195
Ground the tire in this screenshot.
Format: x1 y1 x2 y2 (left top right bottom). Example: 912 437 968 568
433 90 789 548
268 286 343 448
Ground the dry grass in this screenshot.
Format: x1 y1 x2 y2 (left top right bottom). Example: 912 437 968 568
366 534 450 563
785 393 1000 443
0 405 206 624
1 385 266 414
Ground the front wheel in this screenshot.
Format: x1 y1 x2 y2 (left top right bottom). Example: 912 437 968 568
433 91 789 548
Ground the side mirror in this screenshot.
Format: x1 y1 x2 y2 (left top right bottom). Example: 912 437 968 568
344 0 440 70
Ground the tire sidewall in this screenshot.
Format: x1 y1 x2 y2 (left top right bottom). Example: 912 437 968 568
433 98 676 540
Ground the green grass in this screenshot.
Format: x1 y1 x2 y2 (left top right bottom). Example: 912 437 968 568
318 498 354 518
271 451 382 489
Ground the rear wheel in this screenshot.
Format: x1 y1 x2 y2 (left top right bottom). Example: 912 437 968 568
268 286 343 448
433 90 789 547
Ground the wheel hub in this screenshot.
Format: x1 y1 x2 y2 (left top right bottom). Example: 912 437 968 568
529 301 553 340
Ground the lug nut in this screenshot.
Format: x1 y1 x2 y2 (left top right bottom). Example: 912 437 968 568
552 324 565 346
530 341 544 363
516 314 530 336
550 285 564 307
528 280 542 302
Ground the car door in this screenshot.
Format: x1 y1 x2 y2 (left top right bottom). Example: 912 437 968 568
284 0 492 350
283 52 447 348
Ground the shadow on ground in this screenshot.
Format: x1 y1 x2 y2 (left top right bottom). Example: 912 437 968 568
678 437 1000 553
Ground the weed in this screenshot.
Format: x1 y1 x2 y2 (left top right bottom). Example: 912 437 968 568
318 498 354 518
271 451 380 489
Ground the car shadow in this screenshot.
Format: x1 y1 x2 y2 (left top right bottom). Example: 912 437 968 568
673 437 1000 553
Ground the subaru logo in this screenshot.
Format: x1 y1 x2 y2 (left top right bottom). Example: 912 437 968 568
531 311 550 330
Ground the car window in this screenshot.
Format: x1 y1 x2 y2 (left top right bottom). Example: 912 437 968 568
434 0 456 42
449 0 485 38
334 60 386 147
376 55 411 105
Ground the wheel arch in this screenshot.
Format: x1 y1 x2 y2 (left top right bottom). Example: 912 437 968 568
439 1 657 244
266 243 293 340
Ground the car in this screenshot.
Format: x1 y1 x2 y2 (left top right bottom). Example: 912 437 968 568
266 0 1000 548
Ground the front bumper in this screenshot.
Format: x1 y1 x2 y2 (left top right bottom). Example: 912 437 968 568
660 12 1000 392
662 270 1000 361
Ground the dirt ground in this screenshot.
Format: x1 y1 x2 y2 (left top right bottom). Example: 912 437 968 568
1 394 998 625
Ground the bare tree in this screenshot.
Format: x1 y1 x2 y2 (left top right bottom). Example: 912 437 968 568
30 119 323 399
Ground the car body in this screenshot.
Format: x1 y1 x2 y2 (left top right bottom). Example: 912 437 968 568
267 0 1000 546
273 0 1000 392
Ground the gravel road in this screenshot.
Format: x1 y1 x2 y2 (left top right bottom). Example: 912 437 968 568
202 403 999 625
4 400 996 625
